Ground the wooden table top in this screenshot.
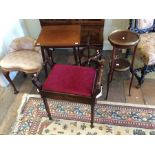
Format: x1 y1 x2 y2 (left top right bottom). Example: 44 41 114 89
36 25 81 47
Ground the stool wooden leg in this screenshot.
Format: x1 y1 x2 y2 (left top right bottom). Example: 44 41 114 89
91 102 95 128
2 70 19 94
42 97 52 120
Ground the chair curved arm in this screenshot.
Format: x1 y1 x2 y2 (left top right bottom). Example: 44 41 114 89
9 36 40 53
92 59 105 96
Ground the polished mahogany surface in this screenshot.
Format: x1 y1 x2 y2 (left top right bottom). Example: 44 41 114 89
108 29 139 47
36 25 81 47
39 19 104 47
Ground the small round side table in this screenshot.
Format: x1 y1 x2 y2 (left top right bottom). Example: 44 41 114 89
105 29 139 99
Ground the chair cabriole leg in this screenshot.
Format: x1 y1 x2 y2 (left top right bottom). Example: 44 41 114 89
2 70 19 94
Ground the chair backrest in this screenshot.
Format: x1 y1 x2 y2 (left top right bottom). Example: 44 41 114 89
9 36 40 52
129 19 155 34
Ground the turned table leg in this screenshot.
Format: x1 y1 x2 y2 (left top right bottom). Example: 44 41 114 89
42 96 52 120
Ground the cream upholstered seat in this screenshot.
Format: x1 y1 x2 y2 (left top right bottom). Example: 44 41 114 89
136 33 155 65
1 51 42 73
0 36 43 94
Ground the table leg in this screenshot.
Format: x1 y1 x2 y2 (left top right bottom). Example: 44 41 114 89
105 47 116 99
109 47 116 82
73 47 78 65
77 46 81 65
41 46 48 77
48 48 55 64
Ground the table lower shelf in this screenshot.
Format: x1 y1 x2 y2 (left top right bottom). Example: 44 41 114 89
113 58 130 72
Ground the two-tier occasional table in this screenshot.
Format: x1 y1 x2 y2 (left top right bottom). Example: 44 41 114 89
105 29 140 99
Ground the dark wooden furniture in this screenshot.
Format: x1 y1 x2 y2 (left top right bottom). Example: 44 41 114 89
32 59 104 128
39 19 104 48
79 46 102 66
105 29 139 99
127 19 155 87
36 25 81 76
39 19 104 67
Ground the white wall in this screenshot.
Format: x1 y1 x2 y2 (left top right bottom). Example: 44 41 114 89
104 19 129 50
0 19 29 87
24 19 129 50
24 19 41 39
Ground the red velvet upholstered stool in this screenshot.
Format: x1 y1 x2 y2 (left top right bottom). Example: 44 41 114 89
32 60 104 128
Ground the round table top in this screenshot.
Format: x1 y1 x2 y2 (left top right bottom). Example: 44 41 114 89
108 29 140 47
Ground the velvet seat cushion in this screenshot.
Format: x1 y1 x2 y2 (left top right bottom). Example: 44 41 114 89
42 64 96 97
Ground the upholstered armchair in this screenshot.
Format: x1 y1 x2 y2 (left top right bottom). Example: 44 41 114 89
0 36 43 94
128 19 155 87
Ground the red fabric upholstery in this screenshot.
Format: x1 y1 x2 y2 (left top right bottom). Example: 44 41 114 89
42 64 96 97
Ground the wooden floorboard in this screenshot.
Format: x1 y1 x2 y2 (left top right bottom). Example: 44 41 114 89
141 79 155 105
124 79 145 104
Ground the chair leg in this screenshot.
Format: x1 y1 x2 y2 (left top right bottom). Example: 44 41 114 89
22 72 27 78
91 102 95 128
139 65 148 86
42 96 52 120
134 65 148 88
2 70 19 94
